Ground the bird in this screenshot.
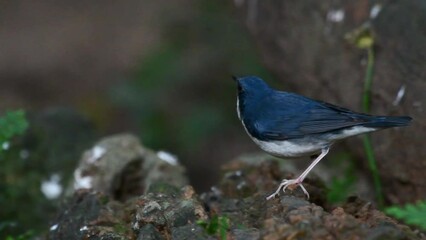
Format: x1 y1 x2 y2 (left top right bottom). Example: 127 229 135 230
234 76 412 200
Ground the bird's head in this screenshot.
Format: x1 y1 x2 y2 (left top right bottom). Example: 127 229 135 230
233 76 271 97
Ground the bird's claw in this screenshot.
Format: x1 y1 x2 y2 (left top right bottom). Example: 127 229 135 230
266 178 310 200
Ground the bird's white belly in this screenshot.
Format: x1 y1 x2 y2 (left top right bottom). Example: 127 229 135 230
251 138 323 157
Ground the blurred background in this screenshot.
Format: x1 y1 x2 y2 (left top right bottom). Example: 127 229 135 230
1 0 425 238
0 2 271 188
0 0 272 237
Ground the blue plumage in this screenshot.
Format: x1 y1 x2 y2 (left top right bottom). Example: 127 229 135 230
235 76 412 199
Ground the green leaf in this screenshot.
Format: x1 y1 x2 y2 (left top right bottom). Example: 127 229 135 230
196 215 230 239
0 110 29 148
206 216 219 235
385 201 426 230
219 216 229 240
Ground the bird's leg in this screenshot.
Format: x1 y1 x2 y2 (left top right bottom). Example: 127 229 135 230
266 147 330 200
297 147 330 182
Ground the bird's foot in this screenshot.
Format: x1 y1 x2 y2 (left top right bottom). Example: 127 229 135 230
266 178 309 200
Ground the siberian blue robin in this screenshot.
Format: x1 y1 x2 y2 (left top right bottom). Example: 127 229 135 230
234 76 412 200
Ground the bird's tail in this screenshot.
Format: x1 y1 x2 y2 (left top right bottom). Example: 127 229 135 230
364 116 412 128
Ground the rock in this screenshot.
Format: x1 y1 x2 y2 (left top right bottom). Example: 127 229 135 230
49 185 208 239
171 224 209 240
69 133 188 201
231 228 260 240
202 156 422 240
218 153 327 205
132 186 208 230
48 190 122 240
234 0 426 204
137 224 164 240
49 135 422 240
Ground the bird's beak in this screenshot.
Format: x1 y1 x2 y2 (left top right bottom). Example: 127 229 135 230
232 75 239 83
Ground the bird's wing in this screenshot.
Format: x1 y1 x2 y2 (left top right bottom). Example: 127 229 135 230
256 93 370 140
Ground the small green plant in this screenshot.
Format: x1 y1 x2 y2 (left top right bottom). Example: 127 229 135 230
346 24 383 208
5 230 34 240
197 215 230 240
0 110 29 149
0 110 30 239
385 201 426 230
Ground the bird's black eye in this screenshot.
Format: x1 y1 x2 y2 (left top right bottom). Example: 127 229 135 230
237 84 243 92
